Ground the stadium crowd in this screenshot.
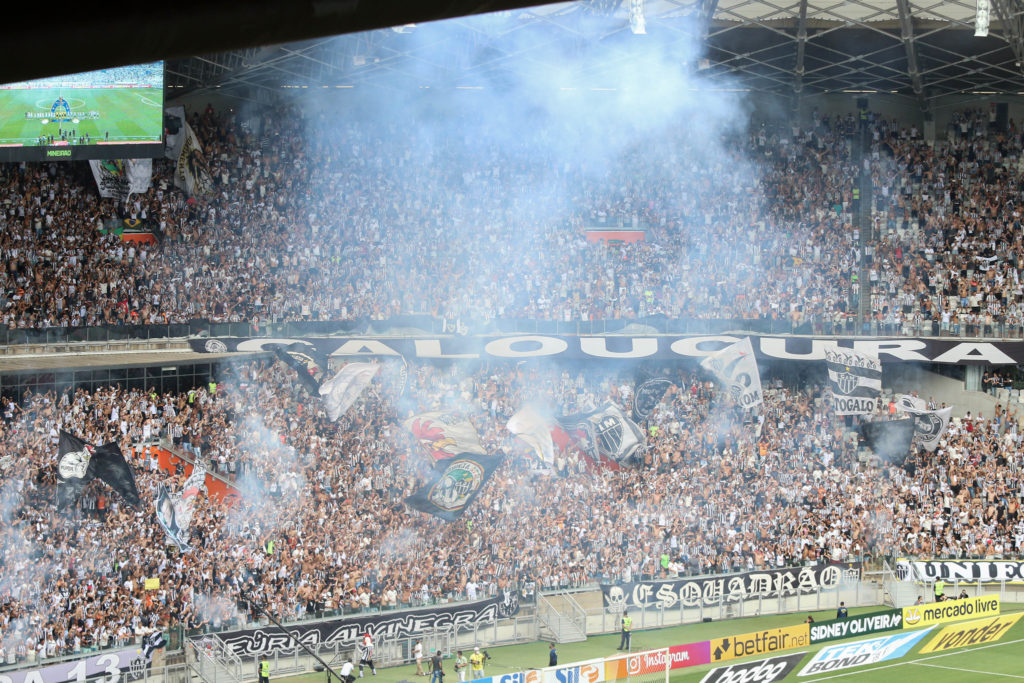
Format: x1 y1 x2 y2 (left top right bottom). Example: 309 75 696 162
2 101 1024 666
0 354 1022 664
1 103 1024 333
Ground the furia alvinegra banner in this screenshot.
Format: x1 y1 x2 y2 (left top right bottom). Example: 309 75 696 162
601 563 860 610
192 335 1023 366
207 595 519 656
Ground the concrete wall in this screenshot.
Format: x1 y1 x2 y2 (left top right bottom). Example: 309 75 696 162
883 365 999 419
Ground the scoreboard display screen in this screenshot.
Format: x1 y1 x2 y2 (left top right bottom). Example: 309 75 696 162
0 61 164 161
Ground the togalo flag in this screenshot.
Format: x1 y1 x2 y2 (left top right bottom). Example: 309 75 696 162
699 337 763 410
824 344 882 415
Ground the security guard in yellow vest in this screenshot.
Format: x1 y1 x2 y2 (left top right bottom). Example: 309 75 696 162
617 610 632 650
259 656 270 683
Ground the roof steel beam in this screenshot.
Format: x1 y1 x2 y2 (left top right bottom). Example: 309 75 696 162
896 0 930 110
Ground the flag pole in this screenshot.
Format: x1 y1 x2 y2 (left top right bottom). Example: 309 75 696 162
245 591 346 683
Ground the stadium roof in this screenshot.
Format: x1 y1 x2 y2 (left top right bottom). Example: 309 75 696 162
7 1 1024 108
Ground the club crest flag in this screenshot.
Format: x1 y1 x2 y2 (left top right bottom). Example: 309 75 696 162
319 363 379 421
506 406 555 464
556 402 645 468
404 412 487 464
824 345 882 415
405 453 503 522
699 337 763 410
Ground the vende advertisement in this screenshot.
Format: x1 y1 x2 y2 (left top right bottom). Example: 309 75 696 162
902 595 1000 629
797 628 934 676
700 652 807 683
918 613 1024 654
710 624 810 663
809 609 903 643
896 559 1024 585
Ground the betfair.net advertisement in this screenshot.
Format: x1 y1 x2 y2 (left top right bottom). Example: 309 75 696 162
710 624 810 662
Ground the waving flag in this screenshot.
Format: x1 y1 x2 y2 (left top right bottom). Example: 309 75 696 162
403 412 486 464
155 463 206 550
405 453 504 521
319 363 379 421
556 402 645 468
824 345 882 415
273 342 329 396
699 337 763 410
632 376 674 421
896 396 953 452
507 406 555 464
57 432 141 509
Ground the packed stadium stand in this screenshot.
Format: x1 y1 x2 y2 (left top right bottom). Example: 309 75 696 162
3 1 1024 682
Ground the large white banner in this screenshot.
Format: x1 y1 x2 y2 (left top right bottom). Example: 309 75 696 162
88 158 153 199
699 337 763 409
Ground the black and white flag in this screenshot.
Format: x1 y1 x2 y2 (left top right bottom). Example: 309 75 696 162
557 402 646 467
154 464 205 549
274 342 329 396
824 345 882 415
895 394 927 413
894 394 952 451
405 453 504 522
699 337 763 410
910 407 953 451
88 159 153 200
57 431 141 509
631 376 674 422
